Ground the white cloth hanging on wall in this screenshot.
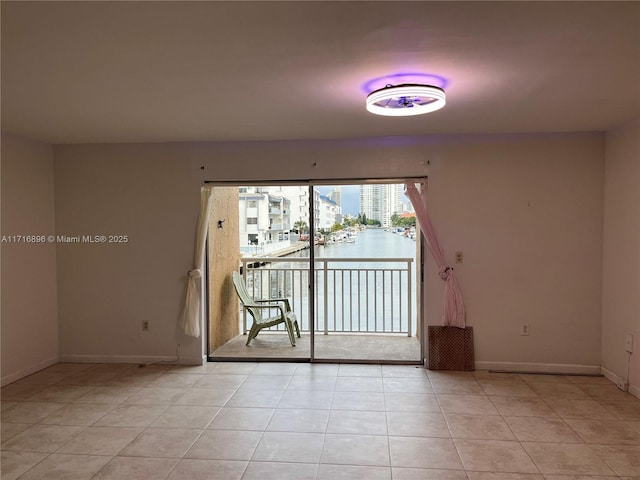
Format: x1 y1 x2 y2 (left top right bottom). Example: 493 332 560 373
179 185 215 337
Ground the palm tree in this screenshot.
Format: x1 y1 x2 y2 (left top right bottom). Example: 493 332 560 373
293 220 308 234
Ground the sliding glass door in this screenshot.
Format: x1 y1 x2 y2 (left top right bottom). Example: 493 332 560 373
208 179 423 364
208 183 311 361
310 181 421 363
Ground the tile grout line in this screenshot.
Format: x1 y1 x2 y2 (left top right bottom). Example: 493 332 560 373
3 363 638 479
484 383 545 476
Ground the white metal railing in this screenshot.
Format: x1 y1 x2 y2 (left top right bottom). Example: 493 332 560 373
239 257 414 337
239 240 292 256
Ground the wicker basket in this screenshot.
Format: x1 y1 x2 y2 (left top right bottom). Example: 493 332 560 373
428 326 475 371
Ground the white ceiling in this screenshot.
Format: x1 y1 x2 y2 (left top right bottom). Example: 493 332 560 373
2 1 639 144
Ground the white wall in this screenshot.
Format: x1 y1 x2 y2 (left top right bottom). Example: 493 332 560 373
426 134 605 373
1 133 59 385
602 117 640 395
54 143 203 364
53 133 605 371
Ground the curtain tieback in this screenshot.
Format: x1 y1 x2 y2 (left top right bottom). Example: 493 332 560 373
438 265 453 281
188 268 202 279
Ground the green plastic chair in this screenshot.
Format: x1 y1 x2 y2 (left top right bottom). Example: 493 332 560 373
232 271 300 346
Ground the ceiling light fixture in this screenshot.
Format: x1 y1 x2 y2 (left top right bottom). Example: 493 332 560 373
366 83 446 116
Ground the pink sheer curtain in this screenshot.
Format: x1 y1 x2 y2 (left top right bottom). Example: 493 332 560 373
405 181 466 328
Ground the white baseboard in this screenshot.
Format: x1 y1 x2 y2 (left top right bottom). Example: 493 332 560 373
59 354 203 366
601 366 627 389
601 366 640 399
1 355 60 387
475 361 601 375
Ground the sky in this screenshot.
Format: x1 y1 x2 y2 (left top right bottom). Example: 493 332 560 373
317 185 411 216
317 186 360 216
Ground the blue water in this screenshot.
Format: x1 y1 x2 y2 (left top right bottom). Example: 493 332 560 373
278 227 416 261
317 228 416 260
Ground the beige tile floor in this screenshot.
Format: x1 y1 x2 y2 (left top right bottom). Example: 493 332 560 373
1 362 639 480
210 333 422 362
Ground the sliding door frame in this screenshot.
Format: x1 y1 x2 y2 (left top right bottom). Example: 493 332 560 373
206 176 426 364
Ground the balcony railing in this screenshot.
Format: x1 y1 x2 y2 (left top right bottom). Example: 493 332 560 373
239 257 415 337
269 223 289 231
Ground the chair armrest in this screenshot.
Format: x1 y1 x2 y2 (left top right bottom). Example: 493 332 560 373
243 303 285 315
255 298 291 311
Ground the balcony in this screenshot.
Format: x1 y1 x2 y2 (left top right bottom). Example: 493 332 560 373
211 256 421 362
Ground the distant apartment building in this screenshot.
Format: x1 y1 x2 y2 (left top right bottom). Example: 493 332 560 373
312 188 321 231
360 184 385 224
359 183 405 227
326 187 343 224
239 186 343 252
238 187 290 253
268 186 321 232
319 195 339 230
270 186 307 229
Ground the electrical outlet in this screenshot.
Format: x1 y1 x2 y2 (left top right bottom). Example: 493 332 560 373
142 320 149 332
520 324 530 336
625 334 633 353
455 252 463 263
616 379 629 392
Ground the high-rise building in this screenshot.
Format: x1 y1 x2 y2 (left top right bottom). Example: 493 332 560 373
388 183 405 220
360 184 384 224
327 186 342 209
327 186 343 225
359 183 405 227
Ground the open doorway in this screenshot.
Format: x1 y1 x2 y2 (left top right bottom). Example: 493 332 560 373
208 184 312 362
207 180 423 364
